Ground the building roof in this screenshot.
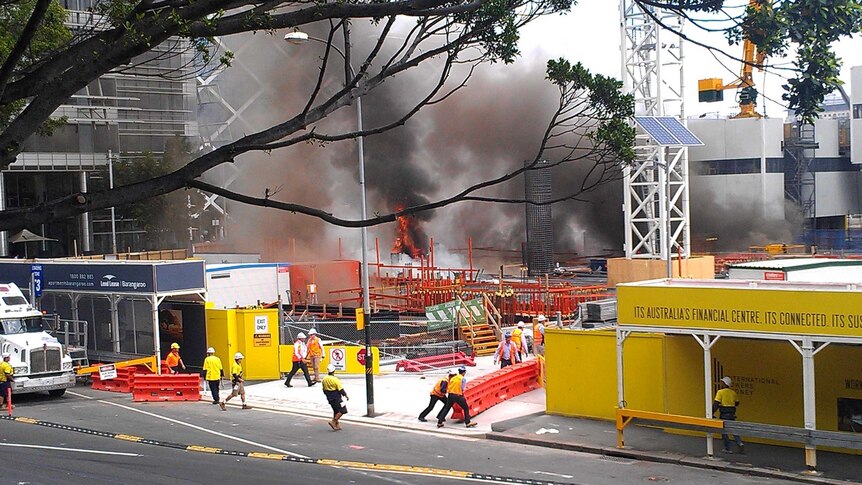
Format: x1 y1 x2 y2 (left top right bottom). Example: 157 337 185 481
727 258 862 272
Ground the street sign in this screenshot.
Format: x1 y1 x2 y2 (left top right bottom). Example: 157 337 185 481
254 315 268 333
99 364 117 380
330 348 346 370
357 348 366 366
31 265 42 298
355 307 365 330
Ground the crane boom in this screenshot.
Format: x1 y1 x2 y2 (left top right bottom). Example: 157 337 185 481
698 0 766 118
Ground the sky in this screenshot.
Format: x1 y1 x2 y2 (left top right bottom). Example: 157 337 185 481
517 0 862 119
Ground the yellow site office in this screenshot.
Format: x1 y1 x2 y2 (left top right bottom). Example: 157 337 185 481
206 307 379 380
545 278 862 470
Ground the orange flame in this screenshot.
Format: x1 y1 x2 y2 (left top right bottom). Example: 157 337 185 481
391 208 426 259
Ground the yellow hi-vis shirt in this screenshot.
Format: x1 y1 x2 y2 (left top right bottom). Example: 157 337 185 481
0 361 12 382
231 361 243 380
448 374 465 395
512 329 524 351
714 388 738 407
203 355 223 381
321 374 343 392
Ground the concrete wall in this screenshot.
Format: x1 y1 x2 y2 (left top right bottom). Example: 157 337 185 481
813 171 862 217
607 256 715 286
688 118 784 161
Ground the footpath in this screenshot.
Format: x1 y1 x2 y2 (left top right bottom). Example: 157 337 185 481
230 356 858 484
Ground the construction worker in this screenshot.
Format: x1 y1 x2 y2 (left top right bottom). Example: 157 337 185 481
419 369 455 422
0 353 13 409
165 342 186 374
284 332 315 387
493 331 520 368
436 366 477 428
534 315 546 356
713 376 744 454
307 328 325 383
512 321 528 360
322 364 348 430
220 352 251 410
202 347 224 405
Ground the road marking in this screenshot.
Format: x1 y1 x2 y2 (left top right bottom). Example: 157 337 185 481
68 390 307 458
535 471 574 479
0 443 140 457
1 414 575 485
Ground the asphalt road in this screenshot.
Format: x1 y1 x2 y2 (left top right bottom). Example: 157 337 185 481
0 386 796 485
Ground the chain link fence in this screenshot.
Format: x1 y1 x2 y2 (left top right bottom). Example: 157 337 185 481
279 317 468 365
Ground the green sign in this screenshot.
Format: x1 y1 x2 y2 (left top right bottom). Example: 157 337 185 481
425 298 486 332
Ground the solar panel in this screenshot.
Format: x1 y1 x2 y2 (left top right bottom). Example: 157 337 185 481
656 117 703 146
634 116 703 146
634 116 678 146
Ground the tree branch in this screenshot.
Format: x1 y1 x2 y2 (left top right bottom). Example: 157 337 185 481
0 0 52 99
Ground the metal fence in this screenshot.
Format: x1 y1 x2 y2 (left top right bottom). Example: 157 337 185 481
279 318 463 365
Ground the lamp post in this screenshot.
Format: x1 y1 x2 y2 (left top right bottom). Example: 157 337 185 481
285 31 375 417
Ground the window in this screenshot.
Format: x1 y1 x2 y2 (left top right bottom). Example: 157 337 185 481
854 104 862 120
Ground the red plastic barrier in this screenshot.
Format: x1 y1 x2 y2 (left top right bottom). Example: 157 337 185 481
91 362 163 393
395 352 476 372
132 373 201 402
449 360 539 421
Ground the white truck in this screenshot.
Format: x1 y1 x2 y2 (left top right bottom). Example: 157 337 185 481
0 283 76 397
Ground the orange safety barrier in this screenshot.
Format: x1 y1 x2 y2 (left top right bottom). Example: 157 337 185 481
132 373 201 402
91 362 166 393
449 360 539 421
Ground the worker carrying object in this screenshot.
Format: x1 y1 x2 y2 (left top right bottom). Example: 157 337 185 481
307 328 325 383
713 376 744 454
202 347 224 405
419 369 455 422
493 331 520 368
322 364 348 430
220 352 251 411
284 332 315 387
436 366 477 428
512 322 528 360
166 342 186 374
0 352 14 410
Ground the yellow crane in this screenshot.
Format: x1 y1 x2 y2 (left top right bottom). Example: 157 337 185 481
698 0 766 119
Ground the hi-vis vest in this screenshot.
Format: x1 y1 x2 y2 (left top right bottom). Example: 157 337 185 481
431 377 448 397
533 324 543 345
292 340 308 362
307 335 323 357
448 374 465 395
512 328 524 350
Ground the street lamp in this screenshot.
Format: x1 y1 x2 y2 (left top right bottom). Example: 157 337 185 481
285 30 375 417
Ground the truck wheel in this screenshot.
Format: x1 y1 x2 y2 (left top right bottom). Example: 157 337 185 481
48 389 66 397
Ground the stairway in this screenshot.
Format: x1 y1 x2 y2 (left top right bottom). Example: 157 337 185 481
460 321 498 356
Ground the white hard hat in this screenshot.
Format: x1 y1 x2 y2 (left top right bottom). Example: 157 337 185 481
234 352 244 360
537 315 547 322
327 364 336 373
206 347 215 354
448 368 457 375
721 376 732 387
308 328 317 335
1 352 9 359
517 321 525 328
297 332 307 339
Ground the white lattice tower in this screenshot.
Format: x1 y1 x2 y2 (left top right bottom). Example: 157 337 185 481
620 1 691 261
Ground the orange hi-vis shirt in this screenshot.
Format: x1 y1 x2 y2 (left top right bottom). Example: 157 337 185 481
431 377 449 398
307 335 323 357
166 351 180 367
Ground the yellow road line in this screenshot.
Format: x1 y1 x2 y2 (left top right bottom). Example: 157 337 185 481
187 445 221 453
317 459 471 478
115 434 143 442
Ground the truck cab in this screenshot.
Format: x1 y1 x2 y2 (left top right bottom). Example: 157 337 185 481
0 283 76 397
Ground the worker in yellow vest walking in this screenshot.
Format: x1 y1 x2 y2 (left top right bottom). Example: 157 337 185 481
512 322 528 361
202 347 224 405
436 366 477 428
419 369 455 422
713 376 744 454
307 328 325 383
0 353 14 409
322 364 348 430
220 352 251 410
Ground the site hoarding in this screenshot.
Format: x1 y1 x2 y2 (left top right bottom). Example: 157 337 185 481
617 282 862 339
